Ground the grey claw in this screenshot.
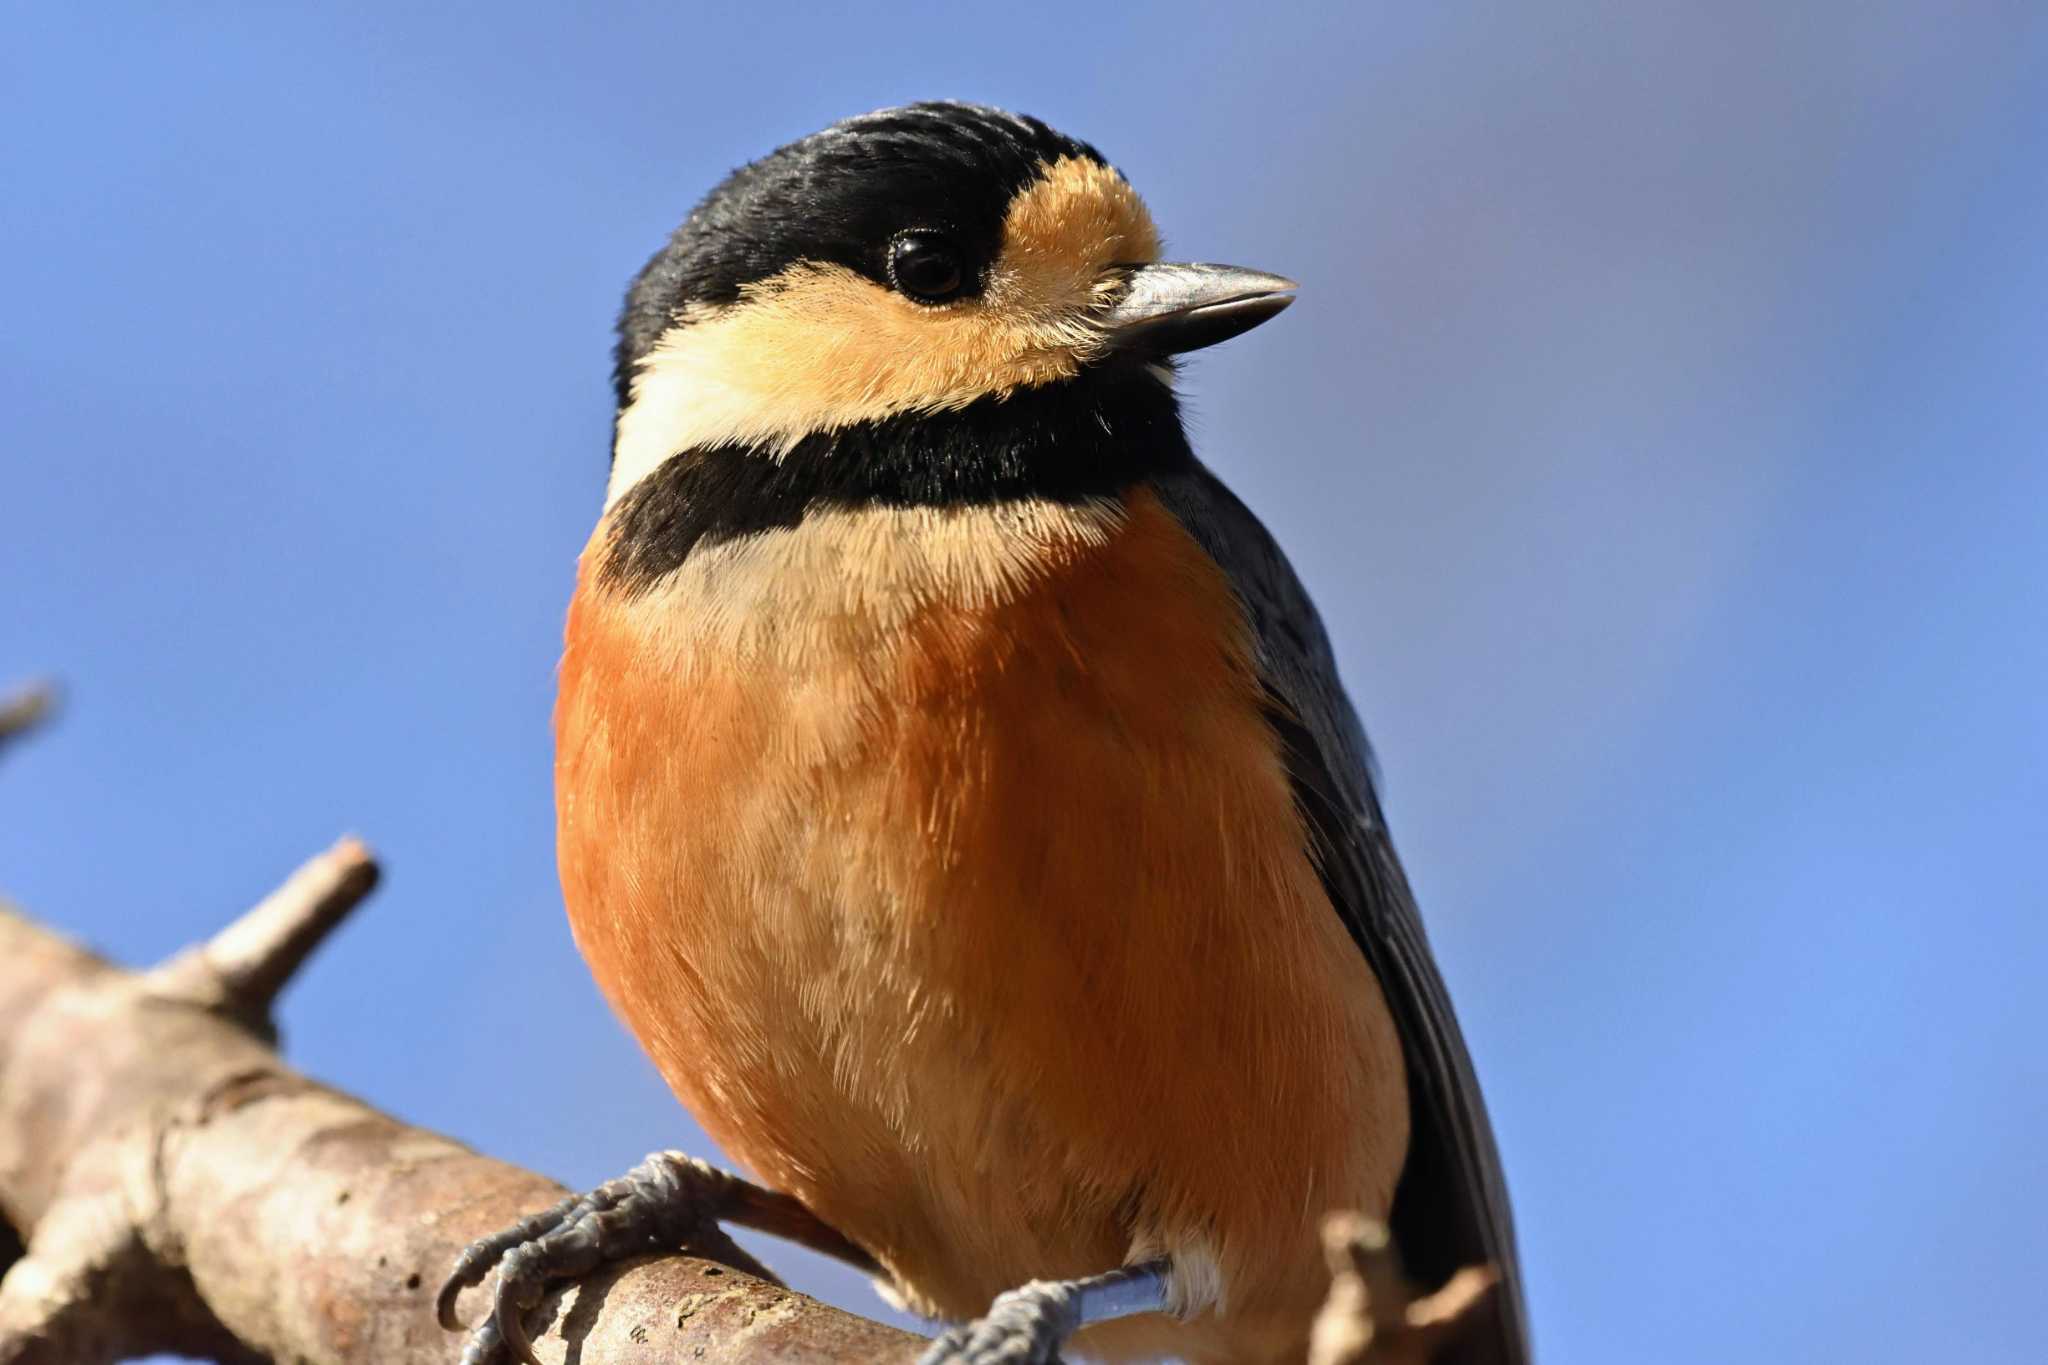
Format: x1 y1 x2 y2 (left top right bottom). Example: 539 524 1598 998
918 1280 1081 1365
436 1151 736 1364
455 1314 507 1365
438 1189 588 1330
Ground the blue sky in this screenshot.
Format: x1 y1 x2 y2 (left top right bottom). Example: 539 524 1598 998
4 4 2044 1361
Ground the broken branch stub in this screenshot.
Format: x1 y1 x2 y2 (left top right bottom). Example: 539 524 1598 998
1308 1212 1501 1365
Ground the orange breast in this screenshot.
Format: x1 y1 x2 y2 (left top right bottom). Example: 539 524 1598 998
554 489 1406 1363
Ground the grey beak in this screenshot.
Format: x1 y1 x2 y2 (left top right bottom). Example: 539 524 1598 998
1099 262 1298 357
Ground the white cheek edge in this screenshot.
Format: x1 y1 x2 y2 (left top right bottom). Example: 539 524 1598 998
607 338 1179 514
607 354 785 511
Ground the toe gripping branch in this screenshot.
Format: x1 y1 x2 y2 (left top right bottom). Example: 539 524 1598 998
916 1261 1171 1365
438 1151 883 1365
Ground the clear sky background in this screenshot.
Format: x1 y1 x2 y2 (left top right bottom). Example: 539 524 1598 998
4 4 2044 1362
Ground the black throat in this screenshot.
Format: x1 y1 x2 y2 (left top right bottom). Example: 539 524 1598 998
600 366 1193 595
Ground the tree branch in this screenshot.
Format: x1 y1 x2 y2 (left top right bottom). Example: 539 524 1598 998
1308 1213 1499 1365
146 835 382 1030
0 839 924 1364
0 683 57 759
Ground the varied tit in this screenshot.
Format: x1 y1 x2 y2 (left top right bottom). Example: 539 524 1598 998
440 102 1528 1365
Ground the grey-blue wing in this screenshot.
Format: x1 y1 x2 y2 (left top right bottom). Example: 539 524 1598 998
1151 463 1530 1364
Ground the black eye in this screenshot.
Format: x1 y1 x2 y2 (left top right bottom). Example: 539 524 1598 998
889 232 966 303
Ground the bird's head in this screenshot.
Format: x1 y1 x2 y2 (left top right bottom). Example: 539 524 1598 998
606 102 1295 508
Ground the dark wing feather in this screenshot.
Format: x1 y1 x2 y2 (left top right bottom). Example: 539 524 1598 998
1152 464 1530 1365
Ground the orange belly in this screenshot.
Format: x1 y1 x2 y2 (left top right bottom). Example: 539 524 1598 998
554 488 1406 1363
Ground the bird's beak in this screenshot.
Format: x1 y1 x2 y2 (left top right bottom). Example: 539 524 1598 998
1098 263 1298 358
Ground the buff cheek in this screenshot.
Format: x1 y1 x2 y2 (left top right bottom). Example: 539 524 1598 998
606 157 1160 510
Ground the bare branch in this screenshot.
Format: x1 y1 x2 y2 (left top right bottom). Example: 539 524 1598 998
1309 1213 1500 1365
145 838 380 1027
0 683 57 758
0 1143 257 1365
0 1206 147 1365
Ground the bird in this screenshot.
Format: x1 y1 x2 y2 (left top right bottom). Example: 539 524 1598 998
438 101 1528 1365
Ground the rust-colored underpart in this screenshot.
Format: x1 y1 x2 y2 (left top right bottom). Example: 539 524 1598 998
555 492 1411 1362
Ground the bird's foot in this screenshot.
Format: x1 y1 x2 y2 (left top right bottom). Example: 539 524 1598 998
918 1261 1172 1365
436 1150 743 1365
918 1279 1083 1365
